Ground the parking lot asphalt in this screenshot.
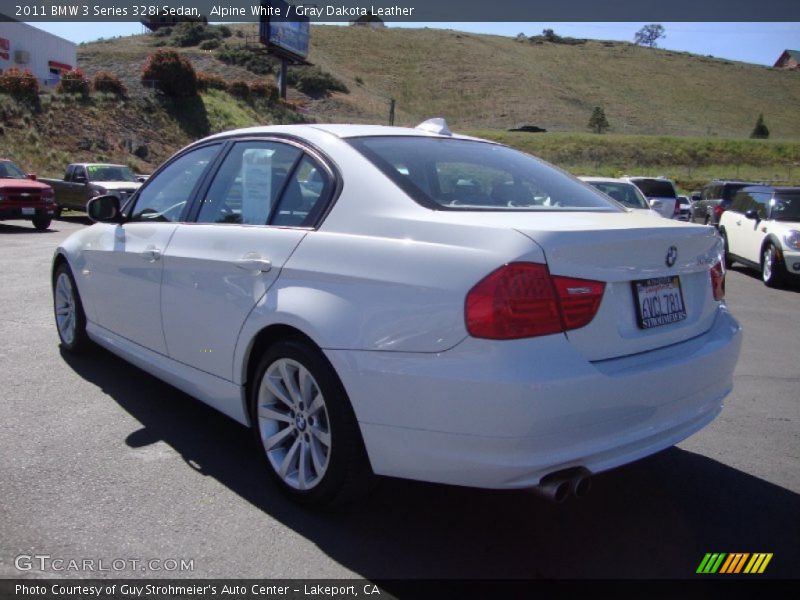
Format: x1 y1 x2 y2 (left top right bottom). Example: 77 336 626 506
1 217 798 581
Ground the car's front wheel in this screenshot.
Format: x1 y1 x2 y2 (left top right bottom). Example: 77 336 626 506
53 262 91 352
250 338 372 506
32 216 51 231
762 243 786 288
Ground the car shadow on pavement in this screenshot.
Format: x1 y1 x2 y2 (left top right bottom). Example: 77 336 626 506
61 348 800 580
0 223 57 234
728 265 800 293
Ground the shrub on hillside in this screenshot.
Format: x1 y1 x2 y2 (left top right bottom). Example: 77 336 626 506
287 67 349 97
196 71 228 92
249 81 278 101
57 69 91 97
227 80 251 100
153 26 172 38
199 39 221 50
218 25 233 38
170 21 221 48
141 50 198 97
0 68 39 102
215 46 274 75
92 71 127 97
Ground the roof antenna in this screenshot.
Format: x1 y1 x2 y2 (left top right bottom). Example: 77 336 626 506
416 118 452 136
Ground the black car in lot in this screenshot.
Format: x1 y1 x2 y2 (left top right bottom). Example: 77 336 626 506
690 180 758 227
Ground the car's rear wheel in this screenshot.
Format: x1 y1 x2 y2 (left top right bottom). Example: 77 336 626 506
762 244 786 288
32 216 51 231
53 262 91 352
250 338 372 506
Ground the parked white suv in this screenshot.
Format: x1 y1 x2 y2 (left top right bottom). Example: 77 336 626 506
623 176 680 219
719 186 800 287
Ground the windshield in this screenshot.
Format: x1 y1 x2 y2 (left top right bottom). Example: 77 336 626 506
348 137 619 212
0 160 28 179
586 181 650 210
771 193 800 222
631 179 677 199
86 165 137 182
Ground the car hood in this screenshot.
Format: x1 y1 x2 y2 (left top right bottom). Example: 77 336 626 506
0 178 53 191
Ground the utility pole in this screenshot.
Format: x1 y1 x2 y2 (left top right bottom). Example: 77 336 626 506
389 98 396 126
277 58 288 100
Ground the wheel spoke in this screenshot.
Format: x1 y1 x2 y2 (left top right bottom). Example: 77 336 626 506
258 405 293 424
279 361 302 405
264 376 293 409
309 436 326 475
298 443 309 490
264 425 294 450
299 366 315 403
312 428 331 448
279 437 301 478
307 394 324 416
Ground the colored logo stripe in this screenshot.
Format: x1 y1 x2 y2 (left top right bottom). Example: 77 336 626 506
697 552 773 574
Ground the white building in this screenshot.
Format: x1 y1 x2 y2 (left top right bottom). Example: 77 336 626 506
0 20 77 87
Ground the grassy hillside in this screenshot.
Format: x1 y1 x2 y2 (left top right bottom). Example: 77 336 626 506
305 26 800 138
2 24 800 185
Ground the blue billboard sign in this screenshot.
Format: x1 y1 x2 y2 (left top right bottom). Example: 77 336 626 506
259 1 310 61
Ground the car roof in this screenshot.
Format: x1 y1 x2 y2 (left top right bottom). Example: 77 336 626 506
72 163 128 168
740 185 800 193
579 177 633 184
202 123 486 143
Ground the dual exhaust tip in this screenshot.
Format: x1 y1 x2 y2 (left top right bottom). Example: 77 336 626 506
530 467 592 503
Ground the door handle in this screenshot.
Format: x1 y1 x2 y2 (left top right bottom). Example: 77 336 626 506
234 257 272 272
736 221 741 226
141 246 161 262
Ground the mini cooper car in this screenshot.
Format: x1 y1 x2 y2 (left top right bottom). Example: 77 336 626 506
719 185 800 287
52 121 742 505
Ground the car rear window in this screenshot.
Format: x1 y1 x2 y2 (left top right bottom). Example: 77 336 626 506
722 183 751 202
631 179 677 198
586 181 650 210
348 136 619 212
772 192 800 221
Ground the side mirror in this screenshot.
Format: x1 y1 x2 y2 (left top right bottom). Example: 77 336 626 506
744 208 760 221
136 176 148 183
87 194 122 223
649 199 663 209
27 173 37 181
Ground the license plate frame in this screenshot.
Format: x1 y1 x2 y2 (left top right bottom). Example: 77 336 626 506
21 207 35 216
632 276 687 329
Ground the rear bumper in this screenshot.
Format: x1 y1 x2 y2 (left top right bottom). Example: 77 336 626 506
0 206 53 220
325 306 741 489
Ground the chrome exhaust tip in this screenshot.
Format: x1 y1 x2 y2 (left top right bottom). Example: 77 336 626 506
529 467 591 503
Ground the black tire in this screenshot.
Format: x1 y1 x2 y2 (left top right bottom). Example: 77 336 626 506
720 230 734 269
249 337 372 507
32 216 51 231
54 207 63 219
762 244 786 288
53 262 91 353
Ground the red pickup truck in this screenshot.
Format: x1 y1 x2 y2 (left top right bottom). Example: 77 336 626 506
0 159 57 231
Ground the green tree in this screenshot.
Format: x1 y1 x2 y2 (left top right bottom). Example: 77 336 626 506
750 113 770 139
588 106 610 134
634 24 666 48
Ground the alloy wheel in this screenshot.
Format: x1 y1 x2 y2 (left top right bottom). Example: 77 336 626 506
256 358 331 490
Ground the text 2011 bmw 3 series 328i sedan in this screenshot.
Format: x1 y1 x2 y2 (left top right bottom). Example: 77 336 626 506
52 120 742 506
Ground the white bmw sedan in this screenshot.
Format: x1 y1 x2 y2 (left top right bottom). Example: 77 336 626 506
52 121 742 505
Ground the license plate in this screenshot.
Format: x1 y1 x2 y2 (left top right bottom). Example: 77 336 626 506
633 276 687 329
21 207 35 215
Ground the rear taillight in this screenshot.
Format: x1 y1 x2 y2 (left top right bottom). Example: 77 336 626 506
673 200 681 217
710 262 725 301
713 205 724 218
465 262 605 340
